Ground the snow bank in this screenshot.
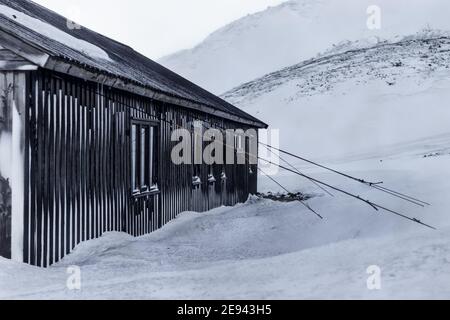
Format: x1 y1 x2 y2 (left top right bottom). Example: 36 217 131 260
0 4 112 62
1 147 449 299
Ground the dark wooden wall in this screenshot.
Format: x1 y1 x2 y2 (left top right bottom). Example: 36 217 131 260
23 69 257 267
0 176 11 259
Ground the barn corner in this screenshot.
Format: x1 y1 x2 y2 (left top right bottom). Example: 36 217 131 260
0 69 26 262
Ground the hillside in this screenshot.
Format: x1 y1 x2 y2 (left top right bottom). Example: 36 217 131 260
223 35 450 160
159 0 450 94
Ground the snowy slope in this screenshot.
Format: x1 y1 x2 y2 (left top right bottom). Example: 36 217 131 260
159 0 450 94
1 145 450 299
224 35 450 160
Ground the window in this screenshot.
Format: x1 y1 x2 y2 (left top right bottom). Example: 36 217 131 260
234 131 246 165
131 119 159 196
192 121 202 187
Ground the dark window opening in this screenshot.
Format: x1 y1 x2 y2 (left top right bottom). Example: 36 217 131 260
131 119 159 197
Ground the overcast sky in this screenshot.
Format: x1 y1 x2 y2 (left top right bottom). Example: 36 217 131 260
33 0 287 59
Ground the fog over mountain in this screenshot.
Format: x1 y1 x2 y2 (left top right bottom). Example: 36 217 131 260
159 0 450 94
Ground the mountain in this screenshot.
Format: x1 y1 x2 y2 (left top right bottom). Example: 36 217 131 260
159 0 450 94
222 34 450 160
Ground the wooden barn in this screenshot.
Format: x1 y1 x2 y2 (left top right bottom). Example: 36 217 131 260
0 0 267 267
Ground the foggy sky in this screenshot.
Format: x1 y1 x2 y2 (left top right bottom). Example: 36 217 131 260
33 0 287 59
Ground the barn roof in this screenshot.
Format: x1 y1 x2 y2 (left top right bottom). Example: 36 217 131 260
0 0 267 128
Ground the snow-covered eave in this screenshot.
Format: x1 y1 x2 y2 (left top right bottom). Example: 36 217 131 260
0 28 49 67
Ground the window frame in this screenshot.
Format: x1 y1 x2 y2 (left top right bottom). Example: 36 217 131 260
191 120 203 188
130 117 160 198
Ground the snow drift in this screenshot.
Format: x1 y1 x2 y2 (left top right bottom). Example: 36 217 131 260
2 147 450 299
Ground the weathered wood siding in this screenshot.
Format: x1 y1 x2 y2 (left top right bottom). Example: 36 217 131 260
0 71 26 260
23 69 257 267
0 46 37 71
0 177 11 259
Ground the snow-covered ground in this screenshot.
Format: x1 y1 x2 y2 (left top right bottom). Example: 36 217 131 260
1 136 449 299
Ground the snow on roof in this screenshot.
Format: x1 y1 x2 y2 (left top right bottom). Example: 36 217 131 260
0 4 112 62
